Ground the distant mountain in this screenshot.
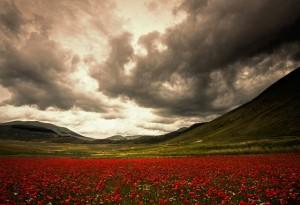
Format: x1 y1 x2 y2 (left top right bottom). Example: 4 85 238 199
96 123 206 144
125 135 146 140
169 67 300 143
0 121 93 143
130 123 206 144
106 135 127 141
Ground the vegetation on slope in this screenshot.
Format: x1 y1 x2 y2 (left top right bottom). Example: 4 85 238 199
168 68 300 144
0 121 93 143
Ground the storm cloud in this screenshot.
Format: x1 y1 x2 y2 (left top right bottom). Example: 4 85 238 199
0 0 120 112
0 0 300 137
92 0 300 117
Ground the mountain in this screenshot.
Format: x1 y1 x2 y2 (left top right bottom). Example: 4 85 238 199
0 121 94 143
168 68 300 144
130 123 206 144
125 135 147 140
91 123 206 144
106 135 127 141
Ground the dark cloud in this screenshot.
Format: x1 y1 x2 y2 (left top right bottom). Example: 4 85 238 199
1 0 300 122
150 118 178 125
174 0 208 15
0 1 107 112
137 123 170 133
92 0 300 117
0 0 24 35
91 32 134 96
0 32 106 112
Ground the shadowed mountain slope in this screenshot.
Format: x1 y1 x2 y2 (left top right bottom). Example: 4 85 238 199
169 68 300 144
0 121 93 143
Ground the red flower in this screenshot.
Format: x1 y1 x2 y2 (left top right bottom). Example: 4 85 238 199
0 154 299 205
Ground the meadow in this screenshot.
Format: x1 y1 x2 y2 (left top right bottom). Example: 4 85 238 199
0 154 299 205
0 136 299 158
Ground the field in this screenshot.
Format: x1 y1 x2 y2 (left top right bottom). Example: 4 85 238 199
0 137 299 157
0 154 299 205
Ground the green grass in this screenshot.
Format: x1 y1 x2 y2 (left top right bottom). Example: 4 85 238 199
0 136 299 158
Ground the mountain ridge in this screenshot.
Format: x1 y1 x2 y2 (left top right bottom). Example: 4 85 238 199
0 121 93 143
168 67 300 143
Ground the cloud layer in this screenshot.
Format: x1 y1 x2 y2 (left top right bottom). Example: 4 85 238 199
92 0 300 117
0 0 121 112
0 0 300 137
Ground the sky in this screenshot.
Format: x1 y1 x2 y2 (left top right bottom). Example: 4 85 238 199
0 0 300 138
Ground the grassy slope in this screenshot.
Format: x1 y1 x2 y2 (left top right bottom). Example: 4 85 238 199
0 121 93 142
168 68 300 144
1 136 299 157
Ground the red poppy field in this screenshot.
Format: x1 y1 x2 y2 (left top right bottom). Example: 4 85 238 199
0 154 299 205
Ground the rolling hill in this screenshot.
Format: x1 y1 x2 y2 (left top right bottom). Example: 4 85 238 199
168 67 300 144
0 121 93 143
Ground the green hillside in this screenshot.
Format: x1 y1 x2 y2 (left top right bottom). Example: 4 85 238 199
0 121 93 143
168 68 300 144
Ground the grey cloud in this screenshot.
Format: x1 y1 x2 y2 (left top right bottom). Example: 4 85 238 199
91 32 134 96
92 0 300 118
174 0 208 15
150 118 178 125
0 32 105 112
0 1 110 112
0 0 24 34
137 123 171 133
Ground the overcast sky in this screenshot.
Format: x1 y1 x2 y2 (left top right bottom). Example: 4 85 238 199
0 0 299 138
